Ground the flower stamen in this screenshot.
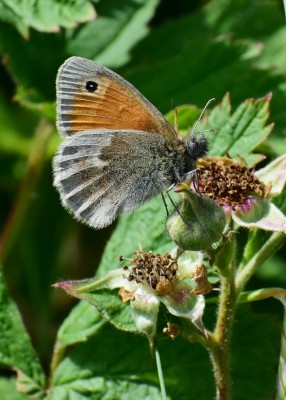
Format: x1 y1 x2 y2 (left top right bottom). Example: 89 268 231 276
197 157 270 213
123 251 178 295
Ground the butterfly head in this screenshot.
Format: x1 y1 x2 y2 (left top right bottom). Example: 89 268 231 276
186 133 208 163
182 98 215 175
178 133 208 178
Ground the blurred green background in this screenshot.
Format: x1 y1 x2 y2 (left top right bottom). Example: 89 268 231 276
0 0 286 397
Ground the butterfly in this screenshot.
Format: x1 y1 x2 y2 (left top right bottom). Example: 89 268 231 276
53 57 209 229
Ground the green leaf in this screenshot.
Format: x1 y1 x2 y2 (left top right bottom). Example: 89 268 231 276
206 93 232 136
57 284 138 334
0 23 66 101
48 305 280 400
67 0 160 68
130 0 284 65
0 0 96 38
49 322 204 400
86 290 137 333
0 270 45 398
0 0 159 104
0 378 29 400
206 94 273 166
166 94 272 169
56 301 106 350
48 380 164 400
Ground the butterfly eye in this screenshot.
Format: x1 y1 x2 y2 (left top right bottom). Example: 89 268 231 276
85 81 98 92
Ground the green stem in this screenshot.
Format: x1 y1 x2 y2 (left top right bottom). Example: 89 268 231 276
155 347 167 400
209 274 236 400
276 307 286 400
204 233 238 400
235 232 286 294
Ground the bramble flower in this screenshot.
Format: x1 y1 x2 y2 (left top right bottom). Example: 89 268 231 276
54 250 207 341
197 155 286 232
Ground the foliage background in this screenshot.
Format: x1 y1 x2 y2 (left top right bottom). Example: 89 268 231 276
0 0 286 399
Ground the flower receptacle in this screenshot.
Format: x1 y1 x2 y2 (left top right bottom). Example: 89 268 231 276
166 186 227 251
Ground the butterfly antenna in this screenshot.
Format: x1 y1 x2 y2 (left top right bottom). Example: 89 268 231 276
174 106 179 133
191 98 216 136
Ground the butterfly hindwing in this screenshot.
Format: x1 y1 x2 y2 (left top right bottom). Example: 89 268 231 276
53 129 173 228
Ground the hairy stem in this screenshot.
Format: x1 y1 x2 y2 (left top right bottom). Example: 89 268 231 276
206 234 238 400
276 307 286 400
209 274 236 400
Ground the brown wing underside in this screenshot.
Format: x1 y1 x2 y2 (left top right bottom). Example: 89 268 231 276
56 57 177 140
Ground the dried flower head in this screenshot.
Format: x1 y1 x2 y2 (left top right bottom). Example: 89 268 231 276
191 264 213 295
118 287 135 303
197 157 270 213
123 251 178 295
163 322 180 340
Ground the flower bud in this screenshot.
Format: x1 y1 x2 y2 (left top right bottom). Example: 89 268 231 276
166 186 227 251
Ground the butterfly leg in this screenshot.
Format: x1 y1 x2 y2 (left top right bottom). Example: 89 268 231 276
161 192 169 216
165 187 193 229
184 169 202 194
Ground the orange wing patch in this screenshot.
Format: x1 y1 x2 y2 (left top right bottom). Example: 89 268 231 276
60 76 174 137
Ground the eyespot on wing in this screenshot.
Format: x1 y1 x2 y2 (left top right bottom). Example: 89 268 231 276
56 56 177 140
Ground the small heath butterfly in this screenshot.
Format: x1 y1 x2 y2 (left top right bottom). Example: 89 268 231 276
53 57 209 228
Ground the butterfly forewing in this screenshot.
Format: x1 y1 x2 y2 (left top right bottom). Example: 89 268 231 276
56 57 177 141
